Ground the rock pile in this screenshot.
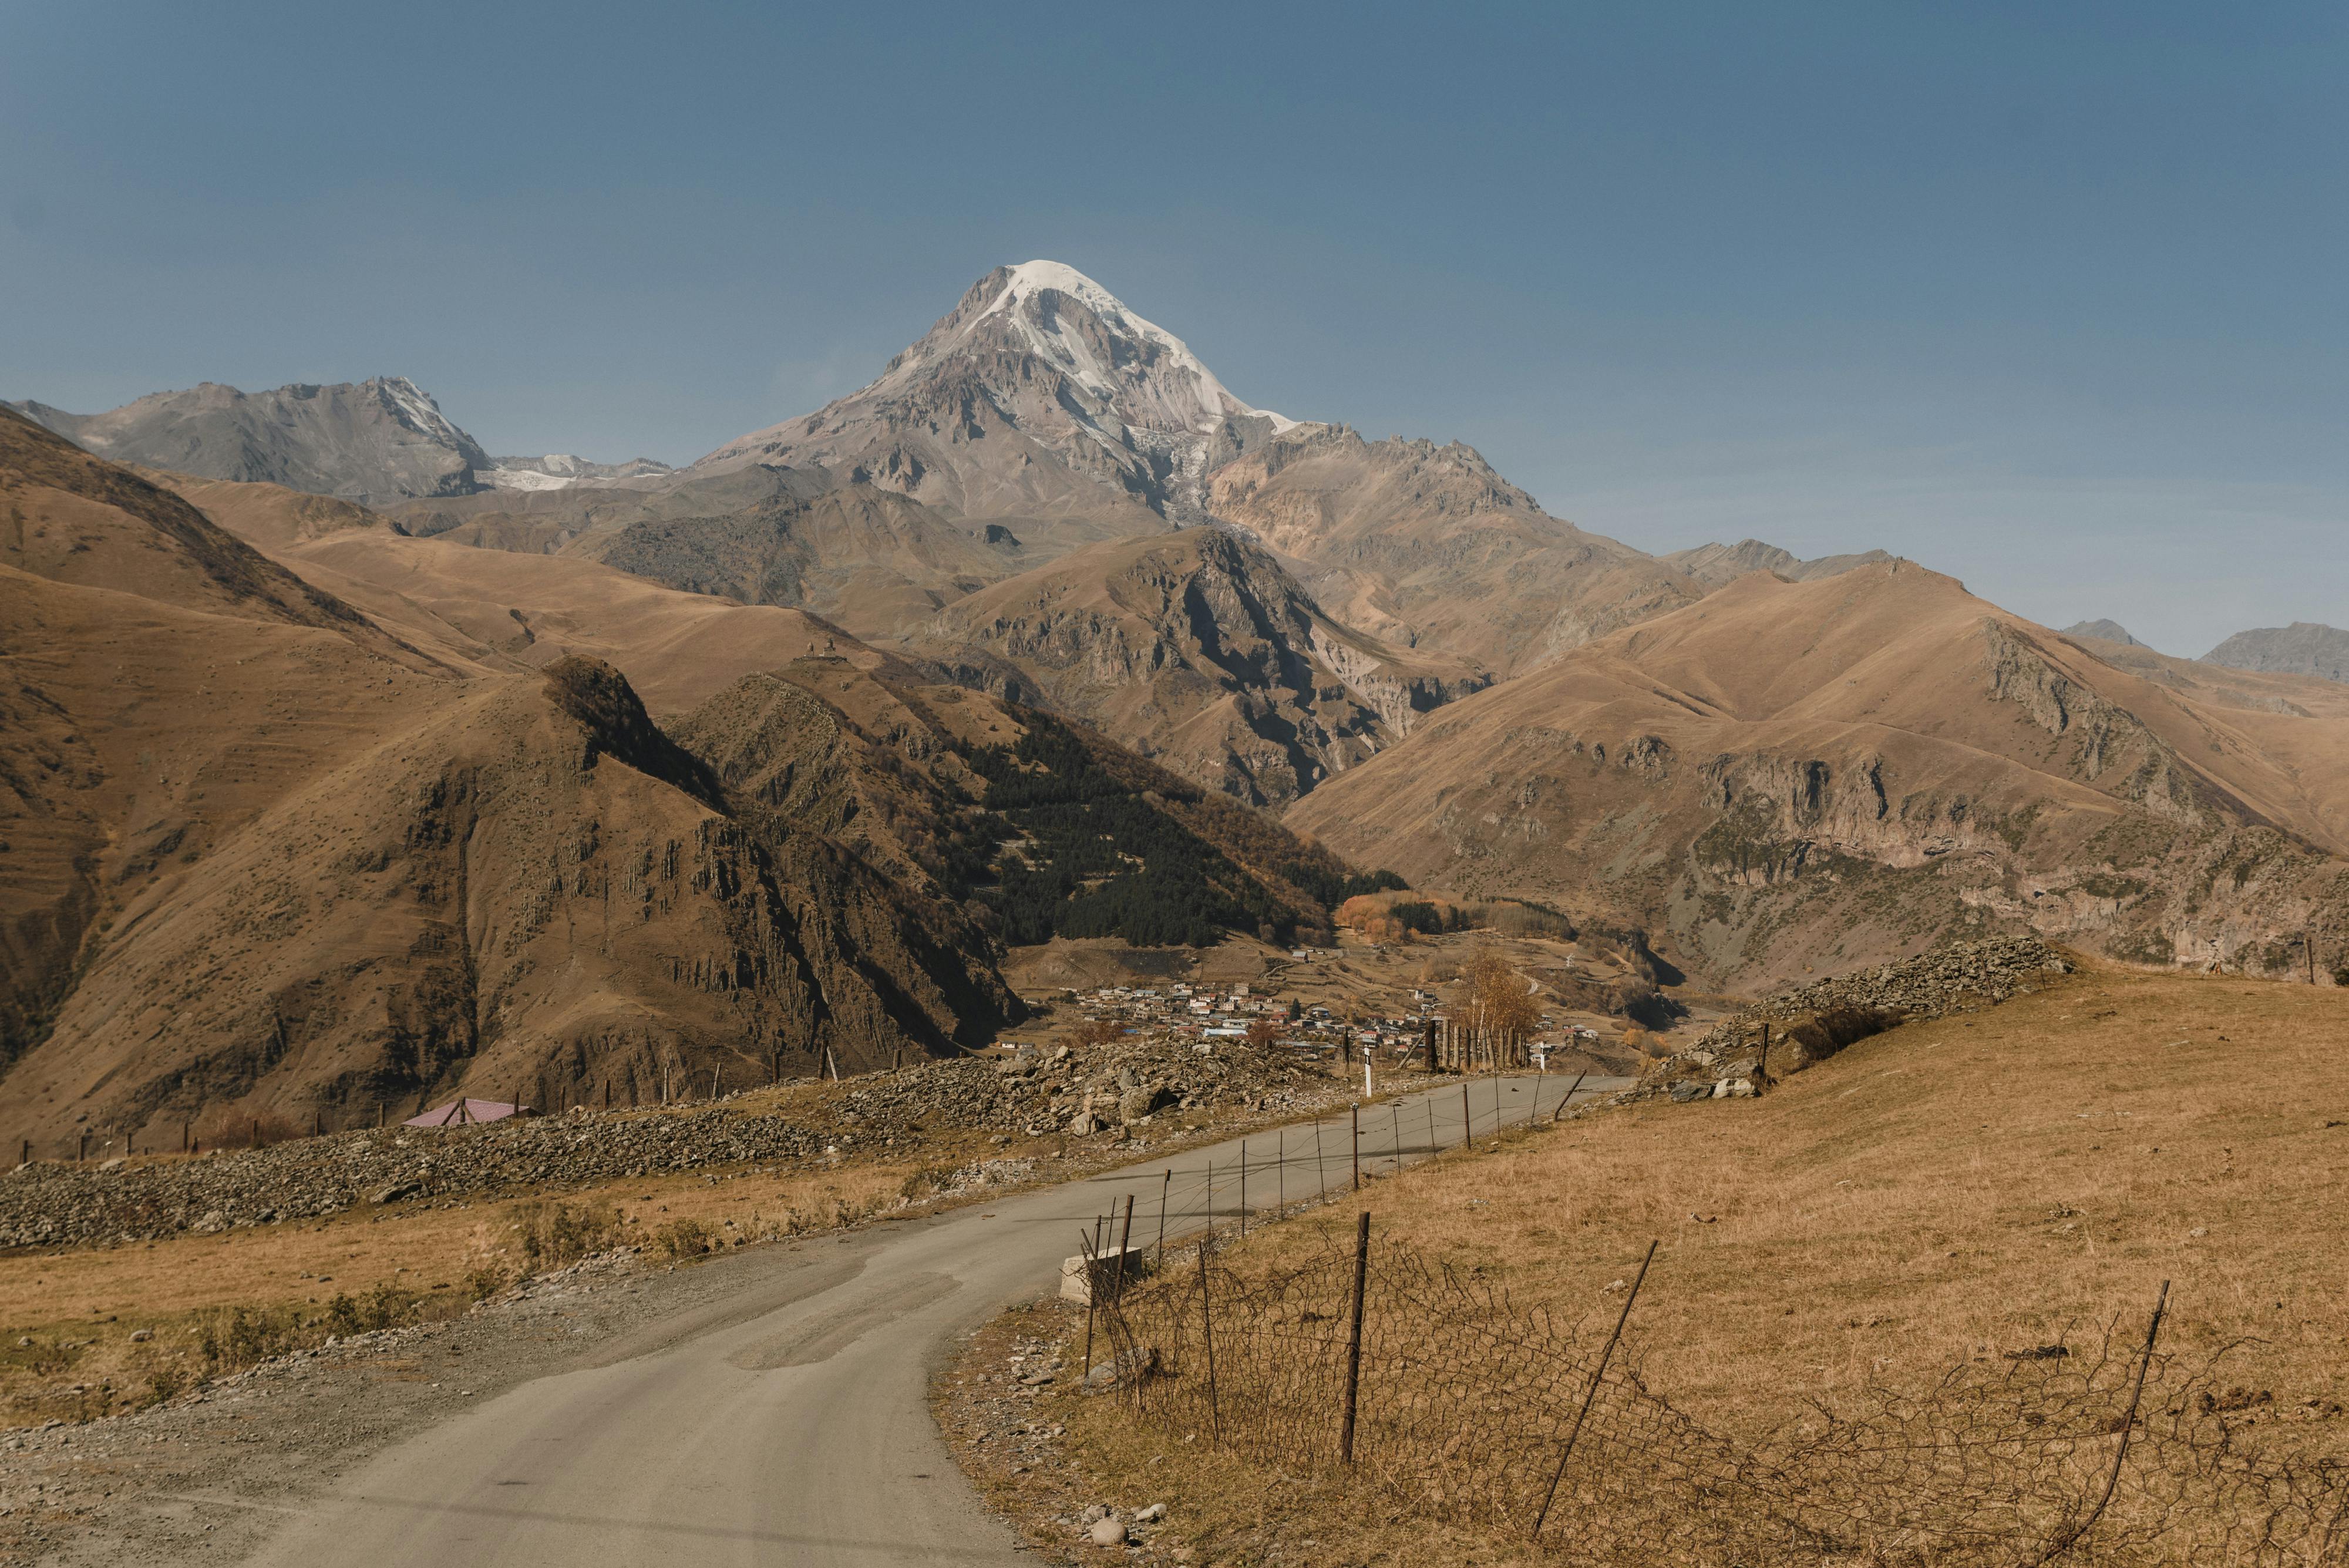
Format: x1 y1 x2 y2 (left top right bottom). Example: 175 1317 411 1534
1634 936 2073 1102
0 1107 829 1250
1725 935 2073 1028
1 1031 1364 1252
839 1031 1354 1140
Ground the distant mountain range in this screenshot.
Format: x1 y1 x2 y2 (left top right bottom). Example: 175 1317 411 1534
9 258 2344 1048
6 377 669 504
2203 622 2349 684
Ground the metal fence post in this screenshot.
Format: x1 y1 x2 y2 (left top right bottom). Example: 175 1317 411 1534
1197 1238 1221 1441
1109 1196 1136 1303
1533 1240 1658 1539
1340 1209 1371 1464
1079 1228 1101 1381
1553 1069 1588 1123
1462 1083 1472 1149
1351 1105 1361 1190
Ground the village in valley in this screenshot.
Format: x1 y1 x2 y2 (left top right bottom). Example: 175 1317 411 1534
994 921 1667 1083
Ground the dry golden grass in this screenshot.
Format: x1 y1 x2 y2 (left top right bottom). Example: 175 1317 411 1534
1054 961 2349 1563
0 1145 945 1428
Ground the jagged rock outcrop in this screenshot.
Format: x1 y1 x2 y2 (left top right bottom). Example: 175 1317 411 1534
920 526 1485 806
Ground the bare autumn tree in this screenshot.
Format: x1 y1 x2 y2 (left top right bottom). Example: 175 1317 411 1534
1244 1017 1280 1051
1457 947 1542 1040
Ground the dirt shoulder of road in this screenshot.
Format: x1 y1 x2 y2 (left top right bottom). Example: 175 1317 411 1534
0 1224 871 1566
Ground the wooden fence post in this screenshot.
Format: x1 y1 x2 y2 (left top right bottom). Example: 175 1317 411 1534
1340 1210 1371 1463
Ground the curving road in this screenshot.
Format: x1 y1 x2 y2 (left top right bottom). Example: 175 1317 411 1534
245 1072 1623 1567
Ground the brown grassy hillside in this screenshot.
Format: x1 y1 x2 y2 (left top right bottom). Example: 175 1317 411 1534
1287 561 2349 990
0 415 1021 1150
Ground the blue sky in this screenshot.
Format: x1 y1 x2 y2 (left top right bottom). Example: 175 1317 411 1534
3 1 2342 655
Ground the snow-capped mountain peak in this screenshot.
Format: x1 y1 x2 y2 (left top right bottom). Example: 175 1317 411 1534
369 375 477 452
691 260 1302 519
953 260 1294 435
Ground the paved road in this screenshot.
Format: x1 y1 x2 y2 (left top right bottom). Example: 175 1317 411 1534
246 1071 1623 1567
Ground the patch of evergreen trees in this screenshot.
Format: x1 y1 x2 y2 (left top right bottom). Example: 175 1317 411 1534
962 718 1352 948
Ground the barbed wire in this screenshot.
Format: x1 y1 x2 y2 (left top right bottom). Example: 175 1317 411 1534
1095 1227 2349 1564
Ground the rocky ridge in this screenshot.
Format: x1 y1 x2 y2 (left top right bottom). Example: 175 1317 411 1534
924 526 1482 805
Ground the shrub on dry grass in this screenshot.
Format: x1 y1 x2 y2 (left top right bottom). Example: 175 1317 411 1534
653 1218 714 1258
512 1199 624 1274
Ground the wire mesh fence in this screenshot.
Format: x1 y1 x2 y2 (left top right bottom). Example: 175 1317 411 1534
1095 1224 2349 1564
